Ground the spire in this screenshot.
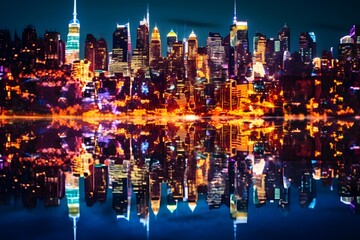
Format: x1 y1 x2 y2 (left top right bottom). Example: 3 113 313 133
73 0 77 22
147 3 150 28
233 0 237 24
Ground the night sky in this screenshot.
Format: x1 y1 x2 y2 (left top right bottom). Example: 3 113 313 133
1 0 360 58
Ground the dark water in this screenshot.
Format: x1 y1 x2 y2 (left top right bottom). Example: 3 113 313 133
0 117 359 240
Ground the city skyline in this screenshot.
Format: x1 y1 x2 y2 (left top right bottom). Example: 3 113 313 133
1 0 358 58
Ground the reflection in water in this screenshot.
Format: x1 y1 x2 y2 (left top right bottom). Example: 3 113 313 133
0 118 359 239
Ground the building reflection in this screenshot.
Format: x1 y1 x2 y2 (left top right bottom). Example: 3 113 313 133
0 118 360 238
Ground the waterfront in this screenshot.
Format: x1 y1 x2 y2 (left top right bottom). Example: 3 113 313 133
0 117 359 239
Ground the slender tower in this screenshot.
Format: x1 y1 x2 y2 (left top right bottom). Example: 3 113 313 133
65 0 80 64
233 0 237 24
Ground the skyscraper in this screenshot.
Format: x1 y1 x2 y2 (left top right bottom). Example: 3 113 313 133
299 32 316 66
206 32 226 80
65 0 80 65
44 31 62 68
85 34 96 72
278 23 290 52
229 0 249 79
131 17 149 72
167 29 177 56
95 37 108 72
150 26 161 67
111 23 131 75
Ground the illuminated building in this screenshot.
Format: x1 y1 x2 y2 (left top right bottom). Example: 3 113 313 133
278 23 290 52
65 172 80 240
110 23 131 75
206 32 226 81
65 0 80 65
253 32 266 64
131 17 150 72
85 34 96 72
95 37 108 72
0 30 12 64
299 32 316 66
72 59 93 82
167 29 177 56
338 35 355 71
44 31 63 68
21 25 37 71
229 1 249 79
150 26 161 67
186 31 198 82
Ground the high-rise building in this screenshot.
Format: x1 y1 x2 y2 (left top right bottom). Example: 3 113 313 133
167 29 177 56
65 0 80 65
186 31 198 82
229 1 249 79
278 23 290 52
0 30 12 64
206 32 226 81
95 37 108 72
85 34 96 72
21 25 38 71
253 32 266 64
349 25 360 70
44 31 62 68
131 17 149 72
299 32 316 66
111 23 131 75
150 26 162 67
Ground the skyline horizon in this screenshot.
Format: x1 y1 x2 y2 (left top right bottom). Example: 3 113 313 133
1 0 359 58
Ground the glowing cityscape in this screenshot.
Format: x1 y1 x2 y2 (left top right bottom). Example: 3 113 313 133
0 0 359 117
0 0 360 239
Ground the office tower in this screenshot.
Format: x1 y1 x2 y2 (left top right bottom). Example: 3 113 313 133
253 32 266 64
44 31 62 68
21 25 38 71
229 1 249 79
131 17 149 72
278 23 290 52
85 34 96 72
338 35 354 65
150 26 161 67
95 37 108 72
207 32 226 81
167 29 177 56
65 0 80 65
65 172 80 240
187 31 198 82
299 32 316 66
349 25 360 70
111 23 131 75
0 30 11 64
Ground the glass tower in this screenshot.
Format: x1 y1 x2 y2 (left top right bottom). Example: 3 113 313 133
65 0 80 65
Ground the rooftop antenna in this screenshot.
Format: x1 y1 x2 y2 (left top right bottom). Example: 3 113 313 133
73 0 77 22
233 0 237 24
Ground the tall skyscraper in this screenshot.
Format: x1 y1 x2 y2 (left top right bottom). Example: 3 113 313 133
111 23 131 75
0 30 12 64
206 32 226 80
229 0 249 79
95 37 108 72
65 0 80 65
253 32 266 64
85 34 96 72
44 31 62 68
187 31 198 81
131 17 149 72
278 23 290 52
150 26 161 67
167 29 177 56
299 32 316 66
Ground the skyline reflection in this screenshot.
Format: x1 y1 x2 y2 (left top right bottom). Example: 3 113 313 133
0 117 359 239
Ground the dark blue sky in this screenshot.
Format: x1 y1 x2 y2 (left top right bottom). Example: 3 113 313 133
1 0 359 58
